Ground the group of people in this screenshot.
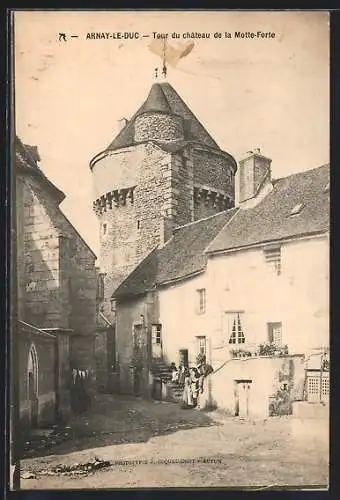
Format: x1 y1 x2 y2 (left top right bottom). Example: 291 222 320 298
170 361 207 409
70 367 92 414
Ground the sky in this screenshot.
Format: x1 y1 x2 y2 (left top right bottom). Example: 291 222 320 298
14 10 330 259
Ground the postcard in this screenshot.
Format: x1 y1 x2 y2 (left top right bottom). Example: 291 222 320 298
10 9 329 490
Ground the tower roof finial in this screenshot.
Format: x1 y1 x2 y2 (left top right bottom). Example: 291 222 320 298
162 38 167 79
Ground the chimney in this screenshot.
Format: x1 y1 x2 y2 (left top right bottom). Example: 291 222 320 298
159 216 173 247
238 148 272 204
118 118 129 133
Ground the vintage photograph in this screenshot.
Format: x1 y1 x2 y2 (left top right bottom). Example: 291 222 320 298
10 10 329 489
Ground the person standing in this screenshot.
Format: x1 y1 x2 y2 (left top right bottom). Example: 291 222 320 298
181 368 193 408
170 362 179 383
190 367 200 408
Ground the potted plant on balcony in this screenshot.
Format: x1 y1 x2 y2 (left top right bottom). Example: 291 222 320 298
258 343 289 357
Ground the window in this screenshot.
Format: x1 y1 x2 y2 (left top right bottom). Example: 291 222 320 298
289 203 304 216
196 289 206 314
324 182 330 193
224 312 246 344
307 376 320 396
264 246 281 275
137 220 140 230
307 373 329 402
151 324 162 345
267 322 282 346
196 336 206 356
102 222 108 237
322 376 329 396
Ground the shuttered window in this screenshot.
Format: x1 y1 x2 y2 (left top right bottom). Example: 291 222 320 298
268 322 282 346
264 246 281 275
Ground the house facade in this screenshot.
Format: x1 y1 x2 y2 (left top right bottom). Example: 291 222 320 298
90 79 329 418
113 150 329 418
15 137 97 431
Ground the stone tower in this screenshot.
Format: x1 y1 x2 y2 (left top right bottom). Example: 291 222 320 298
90 82 237 319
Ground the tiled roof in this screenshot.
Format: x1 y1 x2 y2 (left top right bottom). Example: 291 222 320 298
113 209 237 299
105 82 220 153
206 164 330 254
114 163 329 299
15 136 65 203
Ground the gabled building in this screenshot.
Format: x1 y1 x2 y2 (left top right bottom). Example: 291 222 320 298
15 136 97 430
113 149 329 418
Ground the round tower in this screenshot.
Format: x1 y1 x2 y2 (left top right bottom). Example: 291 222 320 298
90 82 237 320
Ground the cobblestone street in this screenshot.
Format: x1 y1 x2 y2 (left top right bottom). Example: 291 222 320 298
20 394 329 489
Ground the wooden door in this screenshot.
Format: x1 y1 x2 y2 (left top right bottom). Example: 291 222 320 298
237 380 252 418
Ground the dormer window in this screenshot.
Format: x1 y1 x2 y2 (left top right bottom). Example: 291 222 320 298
289 203 304 216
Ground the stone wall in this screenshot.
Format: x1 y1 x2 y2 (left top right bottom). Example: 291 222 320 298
116 292 159 395
134 112 184 143
193 149 235 201
19 175 62 328
17 171 97 426
193 201 224 221
18 173 97 352
170 150 194 226
93 143 172 318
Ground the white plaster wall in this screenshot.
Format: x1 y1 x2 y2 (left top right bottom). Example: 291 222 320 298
158 274 212 367
207 235 329 355
158 234 329 368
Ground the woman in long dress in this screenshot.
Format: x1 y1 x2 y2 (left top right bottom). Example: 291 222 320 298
181 368 193 408
190 367 200 408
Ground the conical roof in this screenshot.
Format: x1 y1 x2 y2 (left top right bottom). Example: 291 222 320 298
105 82 220 152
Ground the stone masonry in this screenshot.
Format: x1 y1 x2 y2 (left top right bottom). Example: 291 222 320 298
90 82 238 390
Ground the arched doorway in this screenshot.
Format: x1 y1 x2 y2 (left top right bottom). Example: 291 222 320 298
27 344 39 427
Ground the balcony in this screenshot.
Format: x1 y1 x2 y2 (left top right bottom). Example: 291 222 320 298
230 342 289 359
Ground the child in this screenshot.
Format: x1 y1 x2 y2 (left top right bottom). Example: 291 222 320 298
170 362 179 383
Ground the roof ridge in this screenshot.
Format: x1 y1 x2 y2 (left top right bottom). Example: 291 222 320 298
204 207 241 254
174 208 237 232
272 163 330 184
